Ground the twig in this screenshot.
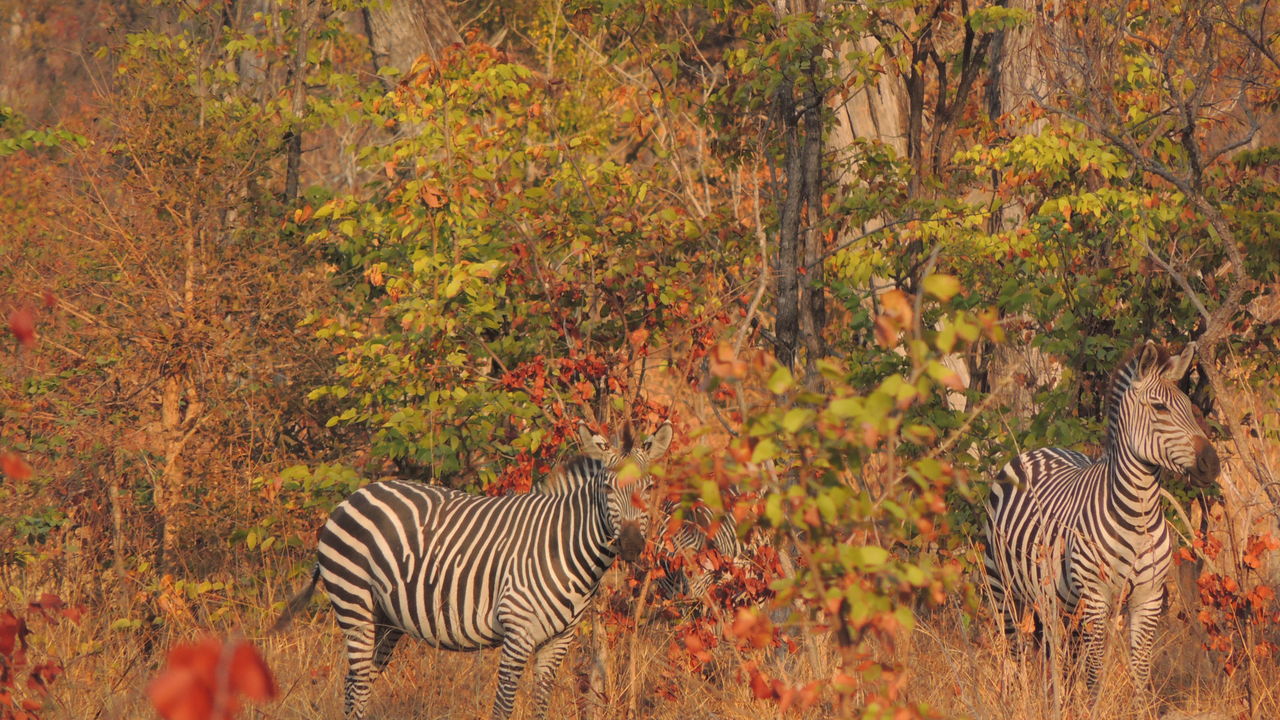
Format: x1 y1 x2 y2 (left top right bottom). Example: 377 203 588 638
734 178 772 354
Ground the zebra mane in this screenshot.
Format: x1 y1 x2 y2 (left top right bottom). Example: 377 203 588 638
1103 341 1176 447
536 455 606 495
1108 342 1171 397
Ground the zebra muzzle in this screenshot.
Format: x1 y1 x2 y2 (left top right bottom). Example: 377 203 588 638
617 521 645 563
1189 436 1220 486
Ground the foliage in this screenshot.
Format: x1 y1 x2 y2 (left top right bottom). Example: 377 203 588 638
0 0 1278 717
0 594 82 720
303 40 738 491
1188 531 1280 676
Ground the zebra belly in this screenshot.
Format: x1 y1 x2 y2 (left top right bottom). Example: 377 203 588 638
986 485 1079 611
374 566 505 651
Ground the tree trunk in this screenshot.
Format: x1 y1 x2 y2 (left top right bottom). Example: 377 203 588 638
772 0 826 375
283 0 313 202
363 0 460 83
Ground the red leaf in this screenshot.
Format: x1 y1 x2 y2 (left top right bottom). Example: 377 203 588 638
41 292 56 310
7 307 36 347
26 662 61 693
0 611 29 659
149 663 216 720
0 453 33 481
27 594 63 616
148 636 276 720
228 641 276 702
747 664 776 700
59 605 86 625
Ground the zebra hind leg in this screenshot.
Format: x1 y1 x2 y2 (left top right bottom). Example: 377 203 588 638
368 622 405 684
528 632 575 720
336 608 379 720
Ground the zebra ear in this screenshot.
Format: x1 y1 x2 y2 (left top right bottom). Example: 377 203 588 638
578 422 612 460
643 422 673 461
1135 340 1164 378
1163 342 1197 381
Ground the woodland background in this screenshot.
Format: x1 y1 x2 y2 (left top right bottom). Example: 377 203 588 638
1 0 1279 718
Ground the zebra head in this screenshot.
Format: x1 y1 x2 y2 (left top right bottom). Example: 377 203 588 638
577 421 674 563
1111 340 1219 485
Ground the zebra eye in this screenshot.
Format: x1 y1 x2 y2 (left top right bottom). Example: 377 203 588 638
1151 402 1169 412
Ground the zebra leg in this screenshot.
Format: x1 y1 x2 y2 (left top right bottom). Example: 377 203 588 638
367 623 404 684
529 631 575 720
337 614 378 720
1127 590 1163 690
492 635 536 720
1080 600 1110 691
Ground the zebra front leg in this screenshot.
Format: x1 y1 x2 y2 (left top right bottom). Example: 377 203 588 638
1127 591 1163 690
1080 601 1110 692
529 632 575 720
492 635 537 720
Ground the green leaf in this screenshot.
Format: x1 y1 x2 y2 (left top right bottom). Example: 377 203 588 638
842 544 889 570
765 493 783 527
767 365 794 394
781 408 814 434
699 479 724 512
922 273 962 301
750 438 779 463
828 396 861 419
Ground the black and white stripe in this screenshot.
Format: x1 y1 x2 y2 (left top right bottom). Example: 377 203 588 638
275 422 673 720
652 504 759 611
983 340 1219 689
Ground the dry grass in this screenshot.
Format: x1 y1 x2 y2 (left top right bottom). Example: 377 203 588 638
8 555 1276 720
900 603 1272 720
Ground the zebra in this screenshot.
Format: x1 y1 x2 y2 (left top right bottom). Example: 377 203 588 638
651 504 761 612
272 420 673 720
983 340 1219 690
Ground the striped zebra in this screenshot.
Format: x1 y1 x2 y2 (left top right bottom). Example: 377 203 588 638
983 340 1219 690
652 505 759 611
273 421 673 720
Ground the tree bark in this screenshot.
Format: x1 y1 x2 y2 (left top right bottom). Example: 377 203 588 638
283 0 313 203
363 0 460 83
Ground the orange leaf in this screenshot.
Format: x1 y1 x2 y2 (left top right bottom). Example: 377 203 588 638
880 289 913 325
709 342 746 379
1 453 33 481
628 327 649 349
148 636 276 720
420 184 446 208
873 315 899 349
228 642 276 702
7 307 35 347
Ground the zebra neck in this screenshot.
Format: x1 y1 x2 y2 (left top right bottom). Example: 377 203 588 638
1100 443 1163 528
564 481 623 566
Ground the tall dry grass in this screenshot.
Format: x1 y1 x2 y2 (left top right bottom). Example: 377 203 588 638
7 551 1275 720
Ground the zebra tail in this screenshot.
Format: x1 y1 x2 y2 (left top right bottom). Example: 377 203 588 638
269 563 322 634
